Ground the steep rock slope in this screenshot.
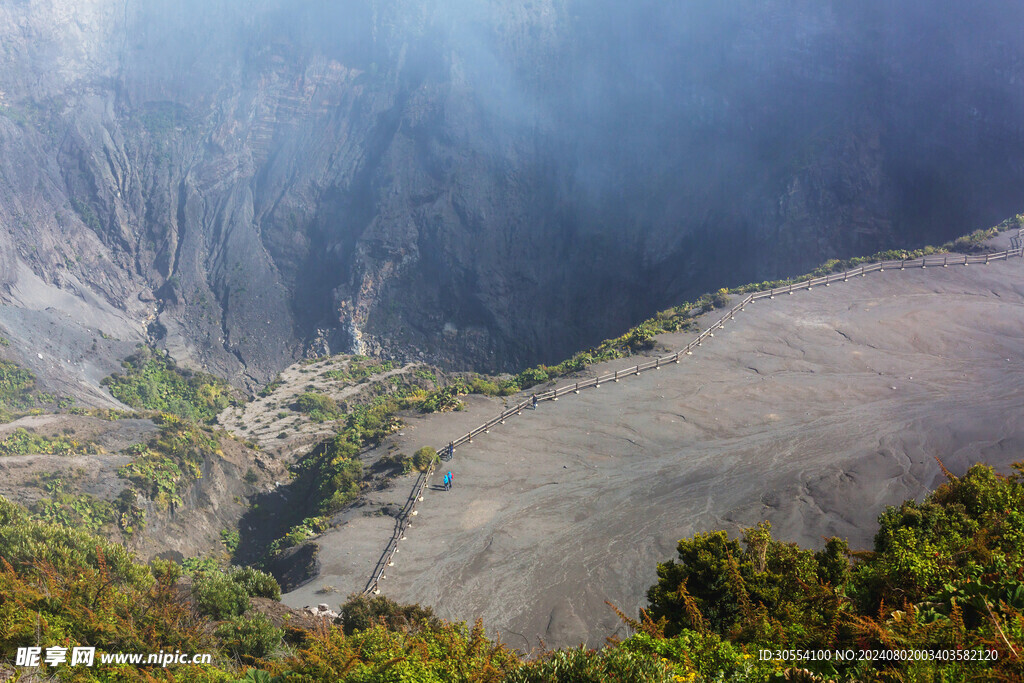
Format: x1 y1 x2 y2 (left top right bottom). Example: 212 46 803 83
1 0 1023 392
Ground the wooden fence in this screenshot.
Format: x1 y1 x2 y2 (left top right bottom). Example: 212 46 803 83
362 241 1024 595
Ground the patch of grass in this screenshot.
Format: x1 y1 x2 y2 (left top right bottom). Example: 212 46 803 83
102 345 233 422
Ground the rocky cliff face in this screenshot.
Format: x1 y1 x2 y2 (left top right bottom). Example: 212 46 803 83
1 0 1022 393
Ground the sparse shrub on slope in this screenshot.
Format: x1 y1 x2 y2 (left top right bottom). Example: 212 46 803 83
0 359 36 412
102 345 233 422
117 415 222 512
0 428 101 456
294 391 341 421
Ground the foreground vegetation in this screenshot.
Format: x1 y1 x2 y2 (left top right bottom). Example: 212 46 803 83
3 458 1022 681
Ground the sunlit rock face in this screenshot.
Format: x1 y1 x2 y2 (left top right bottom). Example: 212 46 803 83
1 0 1022 385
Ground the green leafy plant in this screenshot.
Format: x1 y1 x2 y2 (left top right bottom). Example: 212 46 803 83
412 446 437 472
101 345 233 422
0 428 101 456
294 391 342 422
216 613 283 661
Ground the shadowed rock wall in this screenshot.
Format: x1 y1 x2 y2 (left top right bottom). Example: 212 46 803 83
1 0 1022 390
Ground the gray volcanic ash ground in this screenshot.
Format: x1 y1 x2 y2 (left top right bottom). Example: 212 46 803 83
283 255 1024 649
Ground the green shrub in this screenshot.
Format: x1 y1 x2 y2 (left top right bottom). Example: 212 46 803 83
221 529 241 555
29 493 116 533
191 566 280 620
507 645 674 682
516 366 550 389
711 287 730 308
339 595 441 635
294 391 341 421
412 447 437 472
229 566 281 600
101 346 231 422
0 359 35 410
215 613 283 660
419 386 463 413
192 570 251 619
0 428 101 456
266 516 332 558
468 377 500 396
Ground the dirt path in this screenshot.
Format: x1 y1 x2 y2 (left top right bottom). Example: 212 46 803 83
283 257 1024 649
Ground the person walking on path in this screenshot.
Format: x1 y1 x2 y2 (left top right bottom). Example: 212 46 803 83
532 394 538 409
446 471 453 490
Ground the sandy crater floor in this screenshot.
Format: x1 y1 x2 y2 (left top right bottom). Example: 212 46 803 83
284 257 1024 650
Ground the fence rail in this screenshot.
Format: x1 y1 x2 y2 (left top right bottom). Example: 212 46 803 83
362 239 1024 594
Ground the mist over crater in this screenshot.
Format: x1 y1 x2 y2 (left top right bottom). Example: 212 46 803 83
1 0 1022 386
